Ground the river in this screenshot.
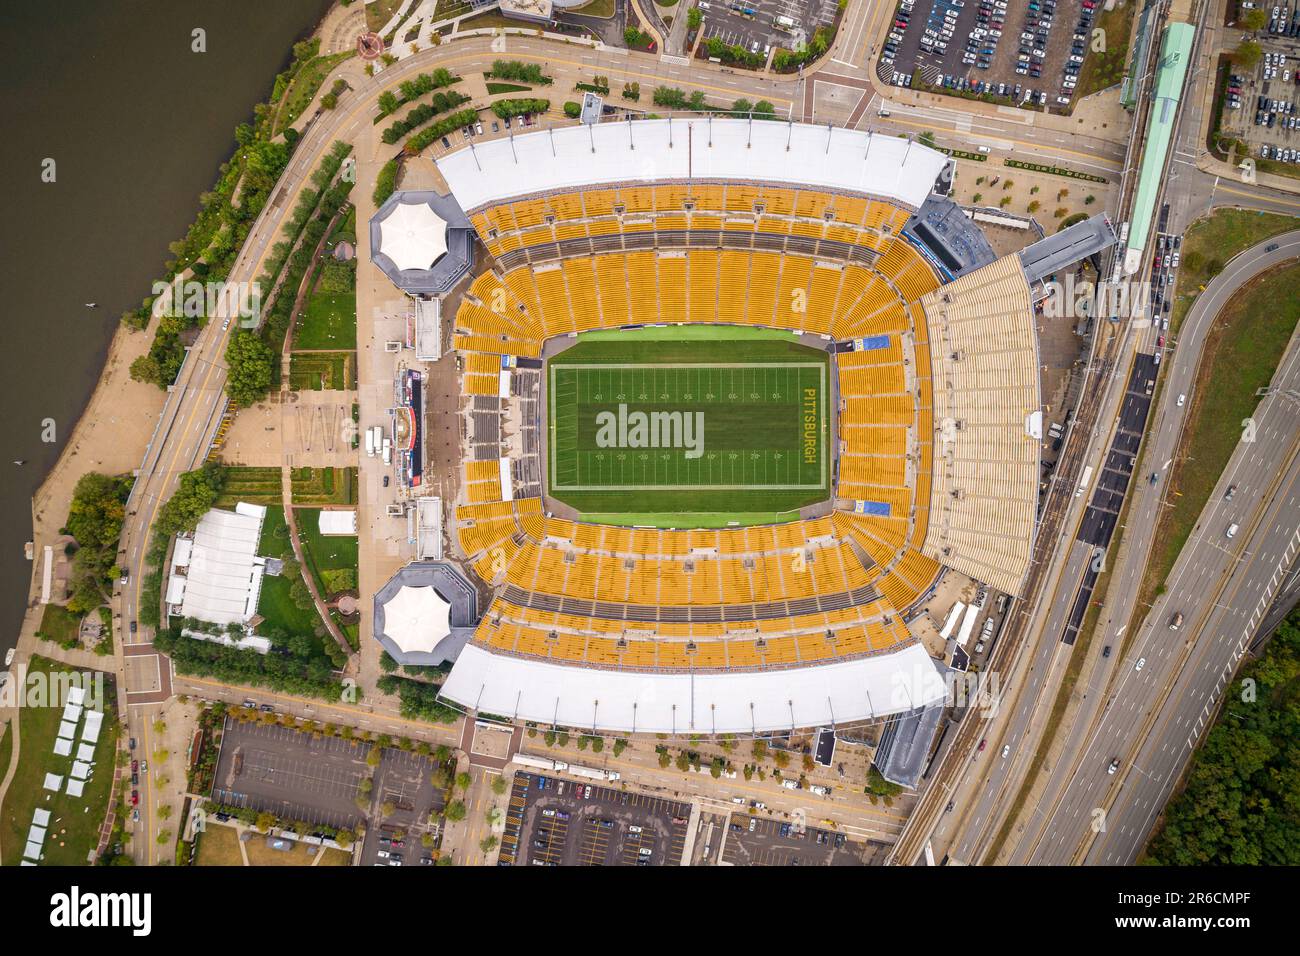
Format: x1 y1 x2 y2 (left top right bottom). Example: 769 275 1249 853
0 0 336 660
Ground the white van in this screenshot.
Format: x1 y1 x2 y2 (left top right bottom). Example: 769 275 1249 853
1226 523 1239 539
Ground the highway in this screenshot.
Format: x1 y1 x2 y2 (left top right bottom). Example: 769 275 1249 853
1026 236 1300 864
930 233 1300 866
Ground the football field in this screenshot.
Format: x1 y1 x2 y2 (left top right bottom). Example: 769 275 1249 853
546 333 830 517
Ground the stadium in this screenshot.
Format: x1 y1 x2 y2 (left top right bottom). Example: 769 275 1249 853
372 118 1062 737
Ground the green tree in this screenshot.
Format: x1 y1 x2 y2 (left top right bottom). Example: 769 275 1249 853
688 7 703 30
1233 40 1263 69
444 800 467 822
564 101 581 118
1242 8 1268 30
456 771 472 792
224 331 276 407
156 464 226 536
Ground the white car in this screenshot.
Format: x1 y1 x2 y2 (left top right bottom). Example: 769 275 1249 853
1135 657 1146 671
1176 394 1185 407
1001 744 1011 758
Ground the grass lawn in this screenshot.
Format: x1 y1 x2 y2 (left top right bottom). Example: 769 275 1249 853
214 467 281 508
194 822 244 866
258 505 294 561
580 510 799 529
486 81 532 95
548 331 830 515
1138 262 1300 611
295 291 356 350
572 0 616 13
1171 208 1300 335
1075 3 1133 100
366 0 406 33
244 835 333 866
36 603 81 646
0 656 119 866
295 508 359 598
0 719 13 797
289 351 354 391
275 52 354 133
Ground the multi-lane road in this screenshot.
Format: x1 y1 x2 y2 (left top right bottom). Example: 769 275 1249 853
931 233 1300 866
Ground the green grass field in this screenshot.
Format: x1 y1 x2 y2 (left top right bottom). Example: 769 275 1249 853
295 291 356 350
547 332 830 516
0 657 119 866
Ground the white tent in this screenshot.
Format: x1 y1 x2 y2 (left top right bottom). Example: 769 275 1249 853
66 686 86 707
81 710 104 743
318 510 357 535
173 504 268 625
42 773 63 791
378 200 448 272
52 738 72 757
76 742 96 762
61 702 82 724
33 808 51 827
57 720 76 741
27 824 47 846
65 778 86 798
23 841 42 861
380 585 451 655
71 760 92 780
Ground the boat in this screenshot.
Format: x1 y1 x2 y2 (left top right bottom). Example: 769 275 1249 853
4 647 14 667
84 302 98 308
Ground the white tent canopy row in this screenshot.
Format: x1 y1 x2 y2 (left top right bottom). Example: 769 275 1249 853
81 710 104 743
437 118 948 216
52 737 72 757
439 642 948 735
66 778 86 798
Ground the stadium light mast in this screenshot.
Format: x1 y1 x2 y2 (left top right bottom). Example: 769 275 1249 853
468 140 481 172
587 120 595 154
668 116 673 149
747 114 752 149
508 129 516 164
825 122 833 155
786 120 793 152
547 127 556 157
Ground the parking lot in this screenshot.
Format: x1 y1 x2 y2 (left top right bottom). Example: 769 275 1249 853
498 772 690 866
359 748 446 868
212 717 368 831
1218 4 1300 169
716 813 868 866
696 0 838 59
878 0 1095 111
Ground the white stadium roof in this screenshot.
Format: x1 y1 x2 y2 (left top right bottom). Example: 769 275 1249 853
437 118 947 214
440 642 948 735
380 585 451 656
377 199 448 272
